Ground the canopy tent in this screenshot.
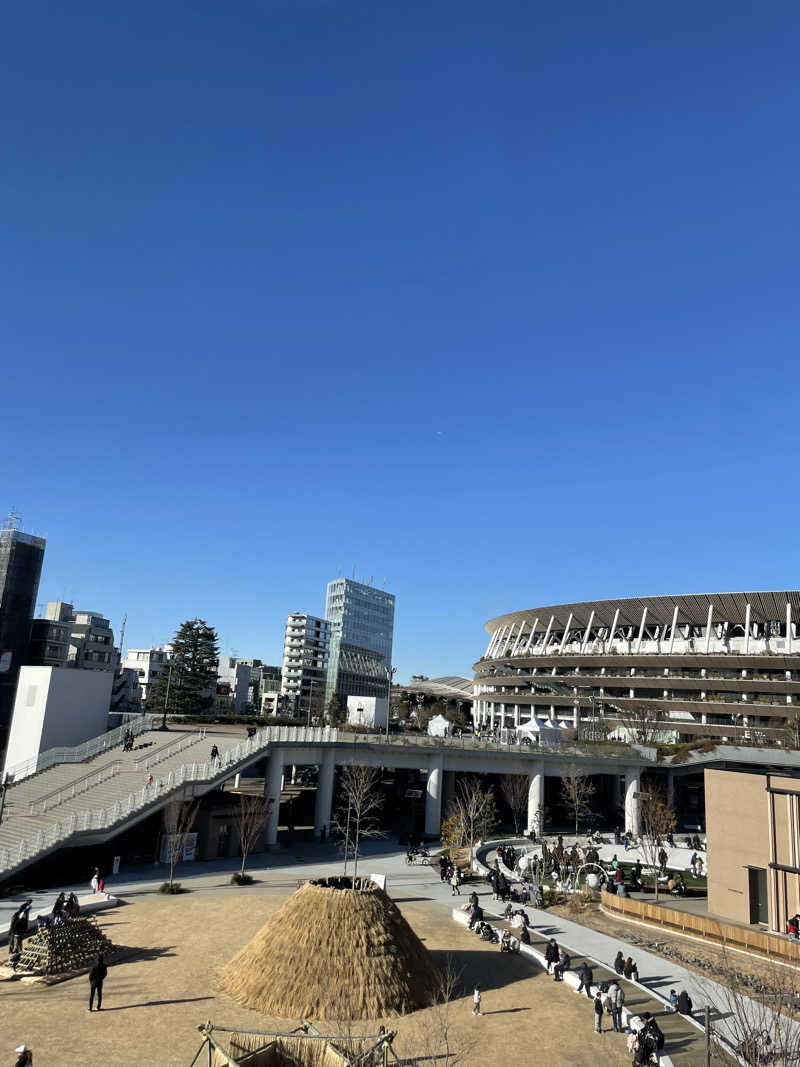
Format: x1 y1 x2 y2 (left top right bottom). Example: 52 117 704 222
427 714 450 737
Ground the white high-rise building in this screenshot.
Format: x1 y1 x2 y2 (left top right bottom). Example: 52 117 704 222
281 613 330 721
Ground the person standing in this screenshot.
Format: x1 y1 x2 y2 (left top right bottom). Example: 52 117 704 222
577 961 594 997
609 981 625 1032
90 867 101 894
450 869 461 896
593 990 604 1034
472 985 482 1016
14 1045 32 1066
88 955 108 1012
545 938 559 974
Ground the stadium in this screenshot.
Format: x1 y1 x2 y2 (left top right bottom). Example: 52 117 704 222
474 591 800 743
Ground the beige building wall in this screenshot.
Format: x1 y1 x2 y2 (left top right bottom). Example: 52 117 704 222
706 769 769 924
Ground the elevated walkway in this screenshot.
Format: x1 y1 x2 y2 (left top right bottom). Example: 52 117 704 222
0 723 338 881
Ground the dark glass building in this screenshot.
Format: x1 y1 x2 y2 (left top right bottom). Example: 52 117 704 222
0 522 46 752
325 578 395 705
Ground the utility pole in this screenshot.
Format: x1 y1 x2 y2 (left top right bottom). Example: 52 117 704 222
160 661 174 731
704 1005 711 1066
385 666 397 740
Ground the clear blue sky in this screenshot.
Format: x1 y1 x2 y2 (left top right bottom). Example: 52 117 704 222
4 2 800 681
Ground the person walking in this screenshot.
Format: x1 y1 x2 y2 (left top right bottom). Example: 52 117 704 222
577 961 594 998
593 990 604 1034
450 869 461 896
9 901 32 954
472 985 482 1016
88 954 108 1012
90 868 101 894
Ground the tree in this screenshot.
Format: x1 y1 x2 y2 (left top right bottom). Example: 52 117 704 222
783 710 800 749
444 777 499 849
405 955 476 1067
148 619 220 720
162 796 200 890
614 704 664 746
233 793 273 880
501 774 529 835
698 950 800 1064
326 694 344 725
637 785 677 902
560 763 596 835
331 765 385 882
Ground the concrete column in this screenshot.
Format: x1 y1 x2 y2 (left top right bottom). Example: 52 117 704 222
313 748 335 838
514 705 520 728
624 767 640 837
425 753 444 837
527 762 544 835
489 704 496 730
612 773 622 811
264 747 284 847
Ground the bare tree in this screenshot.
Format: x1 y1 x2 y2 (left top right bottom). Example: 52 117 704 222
697 950 800 1064
613 704 664 746
403 955 477 1067
331 764 384 882
444 776 499 849
637 786 676 902
501 774 529 836
560 763 596 835
233 793 273 880
162 795 200 890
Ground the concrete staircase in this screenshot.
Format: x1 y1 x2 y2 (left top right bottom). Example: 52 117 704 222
0 723 339 880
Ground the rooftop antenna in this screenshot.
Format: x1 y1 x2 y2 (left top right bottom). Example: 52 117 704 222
352 565 356 579
2 510 21 532
119 612 127 657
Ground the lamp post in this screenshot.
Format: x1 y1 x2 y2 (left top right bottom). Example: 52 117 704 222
385 665 397 740
160 660 174 732
306 679 320 727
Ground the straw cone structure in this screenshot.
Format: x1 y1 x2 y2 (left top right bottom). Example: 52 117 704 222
216 877 441 1020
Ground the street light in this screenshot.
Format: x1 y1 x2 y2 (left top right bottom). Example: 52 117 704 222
160 660 174 732
385 665 397 739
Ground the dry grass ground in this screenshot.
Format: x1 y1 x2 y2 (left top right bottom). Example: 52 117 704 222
0 888 634 1066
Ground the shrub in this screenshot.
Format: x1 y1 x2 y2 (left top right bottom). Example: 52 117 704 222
231 873 254 886
158 882 183 894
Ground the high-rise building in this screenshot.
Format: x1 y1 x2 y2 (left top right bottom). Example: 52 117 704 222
281 613 330 720
0 516 46 748
122 647 170 707
30 602 116 671
325 578 395 706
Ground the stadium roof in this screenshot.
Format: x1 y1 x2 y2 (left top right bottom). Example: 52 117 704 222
396 676 473 701
486 592 800 633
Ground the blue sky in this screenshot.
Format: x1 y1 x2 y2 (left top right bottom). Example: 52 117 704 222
4 1 800 680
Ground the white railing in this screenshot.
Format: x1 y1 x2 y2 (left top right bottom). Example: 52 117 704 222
133 730 206 771
0 724 338 875
28 761 123 815
4 714 154 782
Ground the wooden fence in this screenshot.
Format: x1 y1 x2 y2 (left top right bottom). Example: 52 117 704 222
602 890 800 965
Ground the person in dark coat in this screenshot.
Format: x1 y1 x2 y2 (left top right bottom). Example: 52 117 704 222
88 955 108 1011
9 901 32 954
468 904 484 930
14 1044 32 1066
545 938 559 973
51 892 66 918
577 961 594 997
613 950 625 975
677 988 693 1015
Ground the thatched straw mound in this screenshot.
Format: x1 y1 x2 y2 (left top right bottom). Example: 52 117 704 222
216 876 441 1020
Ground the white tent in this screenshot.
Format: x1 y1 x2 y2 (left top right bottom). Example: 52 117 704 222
517 718 562 743
427 714 451 737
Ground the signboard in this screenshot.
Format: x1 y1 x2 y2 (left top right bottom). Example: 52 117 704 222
0 651 12 674
112 856 121 875
370 873 387 891
159 832 199 864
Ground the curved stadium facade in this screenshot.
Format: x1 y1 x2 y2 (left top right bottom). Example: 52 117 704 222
473 592 800 743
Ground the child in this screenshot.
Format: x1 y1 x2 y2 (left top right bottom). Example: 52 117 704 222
668 989 679 1012
472 985 482 1016
594 991 604 1034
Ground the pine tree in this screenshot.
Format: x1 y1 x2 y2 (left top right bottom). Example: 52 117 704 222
148 618 220 719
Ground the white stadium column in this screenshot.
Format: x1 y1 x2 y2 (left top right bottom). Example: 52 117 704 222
704 602 714 654
425 753 444 837
607 608 620 650
668 603 679 655
635 607 648 654
787 602 793 654
744 602 751 654
524 617 539 653
580 610 595 654
314 748 335 838
527 762 544 835
264 747 284 847
624 767 640 837
558 612 573 654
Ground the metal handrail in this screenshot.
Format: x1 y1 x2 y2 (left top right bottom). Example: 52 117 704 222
4 714 154 782
0 724 339 875
133 730 205 771
28 760 122 815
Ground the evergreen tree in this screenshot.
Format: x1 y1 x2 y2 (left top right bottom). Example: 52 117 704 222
148 618 220 719
326 694 343 725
